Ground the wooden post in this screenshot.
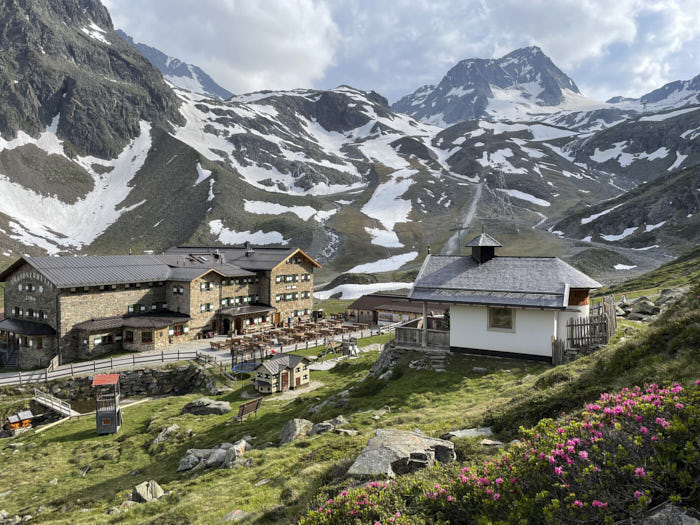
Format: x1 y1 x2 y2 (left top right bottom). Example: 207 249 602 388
70 364 74 377
93 360 96 372
18 371 22 386
132 354 135 366
161 350 164 362
110 357 113 370
422 302 428 348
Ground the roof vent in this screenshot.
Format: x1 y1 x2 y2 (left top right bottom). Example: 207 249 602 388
466 232 501 264
244 241 254 257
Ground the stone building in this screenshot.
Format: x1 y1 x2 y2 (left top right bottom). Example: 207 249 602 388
0 244 320 369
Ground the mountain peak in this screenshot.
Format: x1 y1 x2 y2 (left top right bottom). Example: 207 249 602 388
392 47 581 126
116 30 233 100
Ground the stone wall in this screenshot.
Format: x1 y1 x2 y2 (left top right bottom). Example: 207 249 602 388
44 364 209 400
59 284 167 360
269 257 315 322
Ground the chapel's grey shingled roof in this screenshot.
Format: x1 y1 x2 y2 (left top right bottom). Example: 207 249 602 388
466 233 502 247
408 255 602 309
256 354 308 375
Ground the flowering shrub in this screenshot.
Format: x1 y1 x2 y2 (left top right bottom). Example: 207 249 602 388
298 381 699 524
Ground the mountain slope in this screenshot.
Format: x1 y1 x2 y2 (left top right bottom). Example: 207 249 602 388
552 163 699 252
0 0 181 159
116 30 233 100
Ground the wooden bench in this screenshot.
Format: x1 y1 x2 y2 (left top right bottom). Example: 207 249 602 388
234 398 263 423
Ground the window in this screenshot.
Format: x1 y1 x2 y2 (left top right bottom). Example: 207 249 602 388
128 305 135 313
152 304 158 311
275 294 282 303
26 309 33 318
141 331 153 343
14 306 20 316
39 310 45 320
173 324 185 336
124 283 131 289
275 276 282 284
200 304 206 312
488 307 514 331
125 331 134 343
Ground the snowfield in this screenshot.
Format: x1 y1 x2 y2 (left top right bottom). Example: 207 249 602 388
0 120 152 253
209 219 288 245
313 282 412 300
361 169 415 231
347 251 418 274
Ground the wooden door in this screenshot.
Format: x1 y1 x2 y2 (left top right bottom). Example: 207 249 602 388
295 377 301 388
281 371 289 392
274 313 280 325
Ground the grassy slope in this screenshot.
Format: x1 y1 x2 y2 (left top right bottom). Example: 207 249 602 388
595 245 700 298
0 286 697 523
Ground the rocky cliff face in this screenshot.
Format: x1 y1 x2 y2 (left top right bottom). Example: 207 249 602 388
116 30 233 100
0 0 181 158
393 47 584 125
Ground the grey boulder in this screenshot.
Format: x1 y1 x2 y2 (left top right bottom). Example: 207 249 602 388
182 398 231 415
177 453 200 472
631 299 658 316
280 419 313 444
348 429 455 478
441 427 493 440
643 504 699 524
151 424 179 446
132 480 164 503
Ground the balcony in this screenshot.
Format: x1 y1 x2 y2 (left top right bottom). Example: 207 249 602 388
394 317 450 350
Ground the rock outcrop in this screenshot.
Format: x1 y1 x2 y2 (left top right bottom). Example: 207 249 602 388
181 398 231 416
132 480 165 503
177 440 252 472
348 429 456 477
280 419 313 444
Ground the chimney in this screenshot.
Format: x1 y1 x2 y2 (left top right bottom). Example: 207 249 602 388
465 232 501 264
244 241 254 257
427 245 431 255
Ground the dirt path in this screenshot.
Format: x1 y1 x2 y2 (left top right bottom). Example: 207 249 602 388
442 182 482 254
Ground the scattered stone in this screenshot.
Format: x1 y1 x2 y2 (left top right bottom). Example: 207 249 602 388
132 480 165 503
205 448 227 468
378 370 392 380
181 398 231 416
472 367 488 374
441 427 493 440
177 453 200 472
254 479 270 487
0 491 12 498
509 439 521 446
280 419 313 444
369 345 394 375
480 439 504 447
643 503 699 524
372 406 391 420
520 374 536 384
151 424 179 446
333 428 358 436
627 313 648 322
309 422 334 436
615 306 626 316
220 510 248 522
348 429 456 478
631 299 658 316
48 479 57 485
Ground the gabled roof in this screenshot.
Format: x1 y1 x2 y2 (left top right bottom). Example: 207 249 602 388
164 246 322 271
256 354 308 375
72 311 191 331
409 255 601 309
347 293 409 311
92 374 119 386
466 233 502 247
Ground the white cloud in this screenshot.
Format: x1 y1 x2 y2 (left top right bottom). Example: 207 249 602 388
104 0 340 95
103 0 699 102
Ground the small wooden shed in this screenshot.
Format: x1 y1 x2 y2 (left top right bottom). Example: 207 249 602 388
92 374 122 435
4 410 33 432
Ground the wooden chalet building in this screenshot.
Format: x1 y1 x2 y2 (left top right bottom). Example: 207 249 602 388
403 233 602 361
0 244 320 369
254 354 310 394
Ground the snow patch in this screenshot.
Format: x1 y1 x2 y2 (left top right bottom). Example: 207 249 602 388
347 252 418 274
614 264 637 270
209 219 288 245
581 204 622 225
365 227 403 248
601 226 638 241
313 282 411 300
496 188 550 207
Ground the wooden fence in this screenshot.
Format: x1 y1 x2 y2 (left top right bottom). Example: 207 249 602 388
566 314 611 348
0 349 200 388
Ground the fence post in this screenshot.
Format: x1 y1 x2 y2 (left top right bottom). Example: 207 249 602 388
132 354 135 366
93 360 96 372
18 371 22 386
70 364 74 377
161 350 164 363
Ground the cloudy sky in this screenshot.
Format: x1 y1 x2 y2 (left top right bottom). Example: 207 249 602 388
104 0 699 103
